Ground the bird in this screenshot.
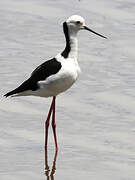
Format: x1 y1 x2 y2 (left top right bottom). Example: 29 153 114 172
4 15 107 151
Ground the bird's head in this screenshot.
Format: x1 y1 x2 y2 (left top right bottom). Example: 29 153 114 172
65 15 107 39
66 15 86 31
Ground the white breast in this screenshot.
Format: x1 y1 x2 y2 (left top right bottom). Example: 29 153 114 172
36 56 81 97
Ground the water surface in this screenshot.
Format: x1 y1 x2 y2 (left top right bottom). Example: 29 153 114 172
1 0 135 180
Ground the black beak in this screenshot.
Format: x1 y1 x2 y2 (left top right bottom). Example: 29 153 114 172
84 26 107 39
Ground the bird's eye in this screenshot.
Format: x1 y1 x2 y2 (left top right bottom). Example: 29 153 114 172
76 21 81 24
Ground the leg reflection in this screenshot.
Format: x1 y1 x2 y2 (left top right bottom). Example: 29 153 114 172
45 149 58 180
45 149 50 179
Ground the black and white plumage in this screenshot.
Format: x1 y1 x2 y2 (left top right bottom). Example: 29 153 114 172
4 58 62 97
4 15 107 150
4 15 106 98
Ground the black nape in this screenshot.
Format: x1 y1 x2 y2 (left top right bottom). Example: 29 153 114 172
61 22 71 58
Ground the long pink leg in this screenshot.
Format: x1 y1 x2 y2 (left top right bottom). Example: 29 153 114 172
52 96 58 150
45 97 55 151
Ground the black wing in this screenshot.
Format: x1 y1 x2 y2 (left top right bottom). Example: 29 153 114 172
31 58 61 82
4 58 62 97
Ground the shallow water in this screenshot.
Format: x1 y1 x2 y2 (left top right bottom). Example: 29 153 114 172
1 0 135 179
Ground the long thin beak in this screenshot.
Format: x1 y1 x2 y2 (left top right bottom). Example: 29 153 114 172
84 26 107 39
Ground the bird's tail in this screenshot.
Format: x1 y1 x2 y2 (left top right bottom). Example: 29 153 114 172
4 88 19 97
4 78 33 97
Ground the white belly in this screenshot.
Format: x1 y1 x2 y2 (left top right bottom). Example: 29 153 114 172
31 60 80 97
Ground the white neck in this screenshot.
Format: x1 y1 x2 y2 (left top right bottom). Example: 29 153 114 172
61 22 79 61
67 27 78 59
68 34 78 59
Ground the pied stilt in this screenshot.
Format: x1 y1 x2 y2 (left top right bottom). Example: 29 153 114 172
4 15 107 151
